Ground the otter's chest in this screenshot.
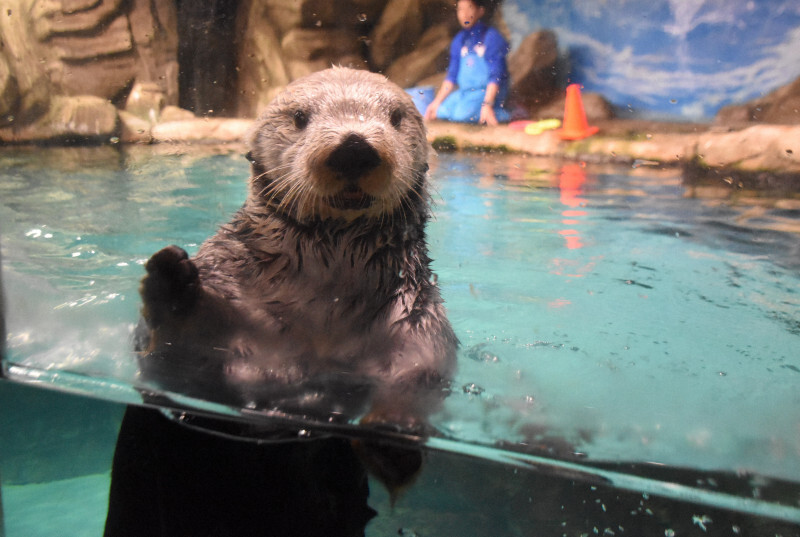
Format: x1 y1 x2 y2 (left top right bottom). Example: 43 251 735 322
238 247 406 362
259 259 397 328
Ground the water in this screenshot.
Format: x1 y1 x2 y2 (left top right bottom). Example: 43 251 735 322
1 146 799 534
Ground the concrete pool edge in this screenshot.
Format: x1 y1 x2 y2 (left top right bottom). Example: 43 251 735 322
144 117 800 181
141 116 800 177
425 120 800 178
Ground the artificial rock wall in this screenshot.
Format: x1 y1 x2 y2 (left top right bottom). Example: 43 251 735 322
0 0 178 141
0 0 561 143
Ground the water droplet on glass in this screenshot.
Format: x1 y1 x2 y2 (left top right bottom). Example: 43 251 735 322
670 99 677 104
462 383 485 396
109 136 120 144
664 530 675 537
358 114 365 122
357 12 367 22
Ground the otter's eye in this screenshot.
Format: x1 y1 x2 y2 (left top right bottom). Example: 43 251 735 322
390 108 403 129
244 151 255 164
293 110 309 129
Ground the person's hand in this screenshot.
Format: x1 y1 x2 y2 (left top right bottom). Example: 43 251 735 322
480 104 498 126
424 101 439 121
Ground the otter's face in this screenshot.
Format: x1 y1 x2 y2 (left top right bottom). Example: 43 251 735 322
247 67 429 223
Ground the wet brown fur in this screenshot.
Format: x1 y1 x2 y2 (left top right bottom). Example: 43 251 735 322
138 67 458 431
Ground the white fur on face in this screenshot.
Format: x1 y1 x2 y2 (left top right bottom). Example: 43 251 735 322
248 68 429 223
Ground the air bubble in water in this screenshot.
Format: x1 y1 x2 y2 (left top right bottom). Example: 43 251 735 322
692 514 712 532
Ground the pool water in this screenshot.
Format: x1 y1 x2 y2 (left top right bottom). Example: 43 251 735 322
1 146 799 534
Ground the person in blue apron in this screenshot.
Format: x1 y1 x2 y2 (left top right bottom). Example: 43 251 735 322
423 0 510 125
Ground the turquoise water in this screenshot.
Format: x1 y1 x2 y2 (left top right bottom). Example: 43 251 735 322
1 147 800 533
432 156 800 477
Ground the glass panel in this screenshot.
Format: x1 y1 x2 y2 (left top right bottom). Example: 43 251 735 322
2 0 800 533
2 147 799 526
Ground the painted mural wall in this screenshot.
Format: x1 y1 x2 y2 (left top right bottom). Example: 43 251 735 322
504 0 800 119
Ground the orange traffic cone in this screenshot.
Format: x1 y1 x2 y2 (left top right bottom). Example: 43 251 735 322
557 84 599 140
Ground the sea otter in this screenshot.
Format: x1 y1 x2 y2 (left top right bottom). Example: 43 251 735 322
106 68 458 536
137 66 458 428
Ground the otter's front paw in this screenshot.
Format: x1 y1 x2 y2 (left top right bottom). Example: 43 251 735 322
140 245 200 327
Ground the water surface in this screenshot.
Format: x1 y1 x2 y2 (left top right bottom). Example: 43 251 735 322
1 147 799 527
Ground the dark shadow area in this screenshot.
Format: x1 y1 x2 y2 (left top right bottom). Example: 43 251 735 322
104 406 376 537
176 0 240 116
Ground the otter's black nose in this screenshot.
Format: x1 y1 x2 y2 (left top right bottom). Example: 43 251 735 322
326 133 381 181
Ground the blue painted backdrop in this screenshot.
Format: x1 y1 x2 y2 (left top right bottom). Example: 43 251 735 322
504 0 800 119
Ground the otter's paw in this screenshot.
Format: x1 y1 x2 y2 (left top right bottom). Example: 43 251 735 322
352 429 423 505
140 245 200 327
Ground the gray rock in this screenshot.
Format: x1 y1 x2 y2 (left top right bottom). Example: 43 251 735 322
716 76 800 125
0 95 119 143
508 30 560 114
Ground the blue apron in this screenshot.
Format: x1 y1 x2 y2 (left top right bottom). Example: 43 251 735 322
436 42 510 124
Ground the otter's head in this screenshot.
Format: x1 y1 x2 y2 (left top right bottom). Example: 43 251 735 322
246 67 429 223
